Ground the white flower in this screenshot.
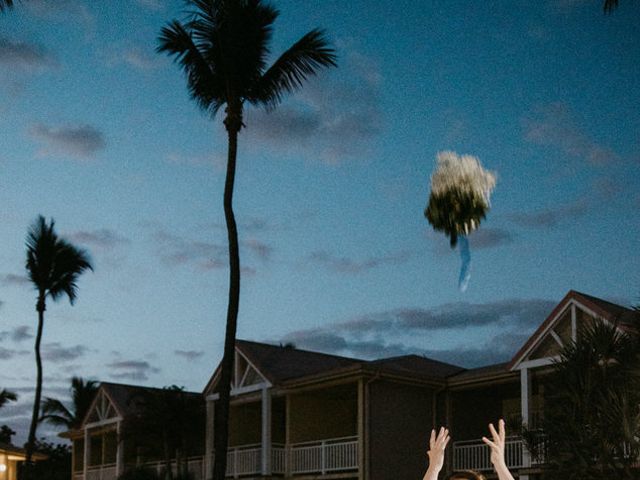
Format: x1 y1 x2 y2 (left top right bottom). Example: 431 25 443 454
430 151 496 204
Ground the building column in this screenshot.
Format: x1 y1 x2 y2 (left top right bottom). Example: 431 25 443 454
205 399 215 480
520 367 532 480
357 380 365 480
116 421 124 476
83 428 91 480
261 388 272 476
285 394 291 477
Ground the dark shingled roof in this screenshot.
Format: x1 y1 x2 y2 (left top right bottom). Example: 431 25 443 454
98 382 202 418
573 291 640 326
235 340 464 386
236 340 363 383
447 362 512 384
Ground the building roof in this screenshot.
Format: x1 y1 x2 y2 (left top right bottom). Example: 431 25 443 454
89 382 202 420
447 362 513 385
0 442 47 460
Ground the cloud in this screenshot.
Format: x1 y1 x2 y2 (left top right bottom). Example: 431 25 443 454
308 250 411 274
468 228 514 249
0 36 57 71
174 350 204 361
279 298 556 367
523 102 617 166
11 326 33 342
0 346 29 360
112 46 163 71
67 229 130 250
1 273 30 286
29 123 106 159
25 0 94 31
507 198 589 228
245 47 382 164
108 360 160 381
42 343 88 363
151 228 272 272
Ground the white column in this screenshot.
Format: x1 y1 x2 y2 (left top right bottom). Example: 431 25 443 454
116 422 124 476
261 388 272 475
520 367 531 479
205 400 215 480
83 428 90 479
357 380 364 480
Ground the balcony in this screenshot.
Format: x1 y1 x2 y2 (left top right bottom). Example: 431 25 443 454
452 436 546 472
72 436 359 480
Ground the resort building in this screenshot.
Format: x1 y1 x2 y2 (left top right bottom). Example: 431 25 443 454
66 290 639 480
0 443 46 480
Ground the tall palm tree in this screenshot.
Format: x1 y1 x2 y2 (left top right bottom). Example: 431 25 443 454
23 216 93 476
39 376 98 430
157 2 336 478
0 388 17 409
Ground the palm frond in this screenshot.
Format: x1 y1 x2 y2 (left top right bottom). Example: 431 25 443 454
158 19 224 115
252 28 336 109
25 216 93 305
39 397 73 428
0 388 18 408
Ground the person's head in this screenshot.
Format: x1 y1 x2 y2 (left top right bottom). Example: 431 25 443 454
446 471 486 480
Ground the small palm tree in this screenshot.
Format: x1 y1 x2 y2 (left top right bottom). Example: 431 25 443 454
157 2 336 478
39 376 98 430
23 216 93 476
0 388 17 409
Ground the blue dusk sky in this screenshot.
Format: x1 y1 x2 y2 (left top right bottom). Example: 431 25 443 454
0 0 638 442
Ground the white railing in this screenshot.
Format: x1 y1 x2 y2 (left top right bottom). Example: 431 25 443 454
86 464 117 480
272 443 286 474
453 436 546 472
289 435 359 474
226 444 262 477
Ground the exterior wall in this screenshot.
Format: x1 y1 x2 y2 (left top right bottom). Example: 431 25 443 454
368 380 435 480
229 402 261 446
449 380 519 440
271 395 286 444
288 383 357 443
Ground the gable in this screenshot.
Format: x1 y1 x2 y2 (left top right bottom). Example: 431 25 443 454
509 292 620 370
204 346 271 397
82 388 121 427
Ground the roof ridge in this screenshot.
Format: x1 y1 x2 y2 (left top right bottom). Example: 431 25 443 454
236 339 365 363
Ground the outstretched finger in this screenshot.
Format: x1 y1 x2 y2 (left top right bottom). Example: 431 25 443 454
429 429 436 449
482 436 497 449
488 422 500 443
499 419 506 442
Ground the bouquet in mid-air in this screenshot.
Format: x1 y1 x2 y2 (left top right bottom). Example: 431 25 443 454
425 151 496 290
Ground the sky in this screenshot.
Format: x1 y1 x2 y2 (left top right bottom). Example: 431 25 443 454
0 0 638 444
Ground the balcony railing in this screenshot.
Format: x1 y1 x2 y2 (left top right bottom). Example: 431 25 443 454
289 435 359 475
74 436 358 480
453 436 546 472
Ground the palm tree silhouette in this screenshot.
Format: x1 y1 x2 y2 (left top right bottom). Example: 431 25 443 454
23 216 93 477
0 0 14 12
0 388 17 409
39 376 98 430
157 2 336 478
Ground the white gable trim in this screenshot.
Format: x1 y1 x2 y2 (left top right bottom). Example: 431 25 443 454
80 387 123 428
204 346 272 397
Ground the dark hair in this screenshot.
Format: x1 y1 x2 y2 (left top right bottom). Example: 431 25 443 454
446 471 486 480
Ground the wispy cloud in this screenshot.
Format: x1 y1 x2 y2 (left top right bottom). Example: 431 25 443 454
174 350 204 361
308 250 411 274
506 198 589 229
245 47 383 164
108 359 160 381
25 0 94 32
117 46 163 71
279 298 556 367
469 228 514 249
523 102 617 166
136 0 164 11
67 229 130 250
29 123 106 159
1 273 30 286
10 326 33 342
0 346 29 360
0 37 58 71
42 343 88 363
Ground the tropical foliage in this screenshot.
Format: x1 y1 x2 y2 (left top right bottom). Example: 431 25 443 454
0 388 17 409
528 319 640 480
157 1 336 478
39 376 98 430
23 216 93 476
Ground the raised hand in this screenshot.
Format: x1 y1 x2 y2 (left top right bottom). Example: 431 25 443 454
481 419 514 480
423 427 450 480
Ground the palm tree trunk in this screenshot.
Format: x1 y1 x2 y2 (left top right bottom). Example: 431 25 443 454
212 112 241 480
24 293 45 479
